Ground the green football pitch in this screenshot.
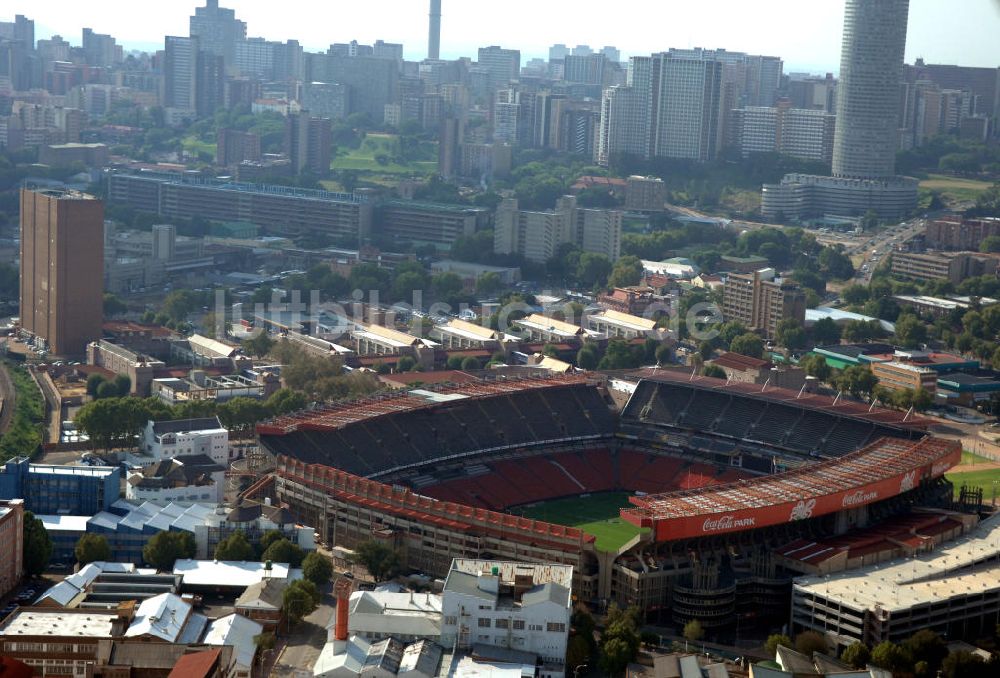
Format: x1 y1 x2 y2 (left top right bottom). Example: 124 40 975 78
508 491 648 553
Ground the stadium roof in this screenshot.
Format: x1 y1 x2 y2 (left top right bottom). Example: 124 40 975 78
623 436 960 542
257 374 591 435
629 368 933 429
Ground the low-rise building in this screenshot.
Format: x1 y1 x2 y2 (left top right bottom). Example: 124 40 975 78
234 578 287 631
870 361 938 394
430 260 521 288
141 418 230 466
513 314 586 344
924 216 1000 251
0 607 124 677
379 201 490 251
87 340 165 396
707 352 807 391
440 560 572 678
432 319 502 351
347 590 443 642
126 455 226 505
892 294 999 318
890 250 1000 284
587 310 658 339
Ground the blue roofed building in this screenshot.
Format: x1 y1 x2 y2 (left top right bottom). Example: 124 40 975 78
0 458 120 515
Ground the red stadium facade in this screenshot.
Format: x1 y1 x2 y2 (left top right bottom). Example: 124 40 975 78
623 437 961 541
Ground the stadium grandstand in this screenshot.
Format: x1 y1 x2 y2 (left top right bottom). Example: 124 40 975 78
259 371 965 630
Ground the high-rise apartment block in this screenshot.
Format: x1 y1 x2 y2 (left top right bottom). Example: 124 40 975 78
82 28 120 68
0 499 24 601
477 46 521 90
285 112 332 176
494 195 622 264
722 270 806 340
925 217 1000 251
19 188 104 357
216 128 261 167
625 176 668 212
762 0 918 220
730 102 836 164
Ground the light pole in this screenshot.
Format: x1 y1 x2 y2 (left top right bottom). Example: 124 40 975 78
573 664 588 678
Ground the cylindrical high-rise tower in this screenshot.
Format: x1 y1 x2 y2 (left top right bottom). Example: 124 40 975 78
831 0 909 179
428 0 442 61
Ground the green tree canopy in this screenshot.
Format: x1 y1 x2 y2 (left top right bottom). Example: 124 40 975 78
215 530 256 561
682 619 705 643
143 530 196 571
261 537 306 567
766 634 793 658
729 332 764 359
352 540 402 581
607 256 644 288
841 642 871 669
75 533 111 566
795 630 828 657
702 364 726 379
23 511 52 576
283 579 321 625
577 252 613 288
302 551 334 587
894 313 928 349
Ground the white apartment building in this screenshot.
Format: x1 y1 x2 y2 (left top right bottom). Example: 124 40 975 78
494 195 621 264
125 454 226 505
140 417 230 466
440 560 572 678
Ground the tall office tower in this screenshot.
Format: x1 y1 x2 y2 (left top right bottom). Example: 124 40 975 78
438 117 462 178
651 52 723 162
19 188 104 357
196 50 225 118
0 14 34 49
303 81 351 121
164 36 198 114
82 28 119 68
428 0 442 61
477 46 520 90
601 47 621 63
306 53 398 121
189 0 246 73
832 0 910 178
564 53 606 85
549 44 570 62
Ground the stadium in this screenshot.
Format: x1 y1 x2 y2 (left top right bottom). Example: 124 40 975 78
256 370 962 630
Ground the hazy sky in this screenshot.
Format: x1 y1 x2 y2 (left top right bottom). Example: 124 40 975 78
5 0 1000 73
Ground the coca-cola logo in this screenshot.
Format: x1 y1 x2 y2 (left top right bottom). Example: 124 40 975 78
842 489 878 507
931 461 952 477
702 515 756 532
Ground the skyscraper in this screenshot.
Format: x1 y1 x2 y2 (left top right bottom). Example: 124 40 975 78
164 36 198 114
832 0 910 178
428 0 441 61
761 0 918 221
189 0 246 73
19 188 104 357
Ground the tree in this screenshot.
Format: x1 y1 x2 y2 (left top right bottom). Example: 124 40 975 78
23 511 52 576
447 355 465 370
302 551 333 587
903 629 947 676
941 651 989 678
577 346 598 370
766 634 793 658
261 537 306 567
776 319 807 350
431 272 465 301
894 313 928 349
75 533 110 566
86 373 106 397
103 293 127 317
837 365 879 398
242 332 275 358
841 642 871 669
654 343 672 365
215 530 256 561
143 530 196 571
729 333 764 359
842 285 871 305
860 209 880 232
811 318 840 346
266 389 308 416
460 356 481 371
870 640 909 673
682 619 704 643
608 256 644 288
598 339 641 370
352 540 402 581
396 356 417 372
113 374 132 396
599 604 641 676
566 634 592 672
258 530 286 555
475 272 504 297
96 381 119 399
702 364 726 379
912 388 933 412
577 252 613 289
799 354 832 382
980 235 1000 253
795 630 827 657
283 579 321 625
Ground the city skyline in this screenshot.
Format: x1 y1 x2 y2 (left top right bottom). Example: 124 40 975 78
3 0 999 73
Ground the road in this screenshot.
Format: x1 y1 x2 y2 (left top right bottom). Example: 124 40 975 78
269 585 335 678
0 362 14 435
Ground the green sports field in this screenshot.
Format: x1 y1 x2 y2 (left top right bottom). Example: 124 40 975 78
509 491 648 553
